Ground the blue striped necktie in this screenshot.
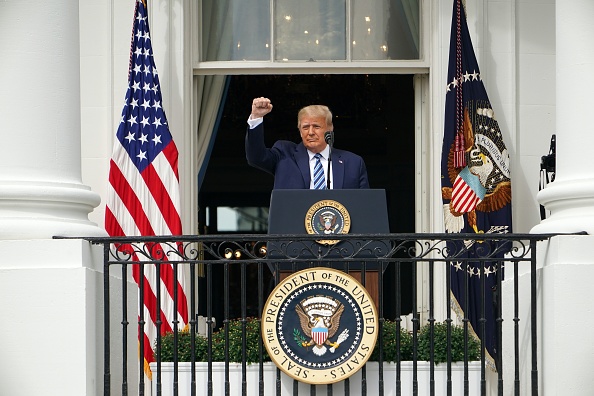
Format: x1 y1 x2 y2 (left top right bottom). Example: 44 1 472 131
313 153 326 189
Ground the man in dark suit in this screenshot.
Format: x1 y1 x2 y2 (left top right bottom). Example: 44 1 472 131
246 97 369 189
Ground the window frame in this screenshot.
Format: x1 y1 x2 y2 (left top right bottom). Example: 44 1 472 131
194 0 429 71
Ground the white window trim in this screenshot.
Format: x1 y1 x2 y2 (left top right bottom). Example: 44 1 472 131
193 61 429 75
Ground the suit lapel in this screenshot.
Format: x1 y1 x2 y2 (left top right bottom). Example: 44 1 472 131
295 144 311 188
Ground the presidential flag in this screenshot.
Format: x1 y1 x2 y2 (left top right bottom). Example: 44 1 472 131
440 0 512 369
105 0 189 379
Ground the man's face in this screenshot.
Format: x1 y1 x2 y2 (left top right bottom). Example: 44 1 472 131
299 115 329 153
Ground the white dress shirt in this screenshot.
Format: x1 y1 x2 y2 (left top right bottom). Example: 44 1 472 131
308 145 332 189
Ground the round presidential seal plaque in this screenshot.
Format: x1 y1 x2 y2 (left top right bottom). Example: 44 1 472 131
262 267 378 385
304 200 351 245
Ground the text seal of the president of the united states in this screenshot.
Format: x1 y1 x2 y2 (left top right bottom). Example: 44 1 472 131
261 267 378 385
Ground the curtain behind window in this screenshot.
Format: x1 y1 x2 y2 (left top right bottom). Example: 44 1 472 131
202 0 270 61
201 0 419 62
194 75 228 191
351 0 419 60
275 0 346 61
195 1 239 192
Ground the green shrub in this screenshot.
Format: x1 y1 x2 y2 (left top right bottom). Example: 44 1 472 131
218 316 269 363
157 317 270 363
158 318 480 364
159 328 208 362
371 319 413 362
417 322 481 363
372 320 480 363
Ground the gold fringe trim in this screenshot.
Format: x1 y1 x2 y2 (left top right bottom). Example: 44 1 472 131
450 290 497 372
137 340 153 381
143 358 153 381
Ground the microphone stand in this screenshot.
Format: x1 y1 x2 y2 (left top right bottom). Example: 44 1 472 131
325 131 334 189
327 146 332 189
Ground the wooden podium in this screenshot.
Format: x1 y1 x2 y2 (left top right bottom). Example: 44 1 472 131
267 189 390 308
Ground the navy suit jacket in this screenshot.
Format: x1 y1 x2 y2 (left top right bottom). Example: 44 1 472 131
246 123 369 189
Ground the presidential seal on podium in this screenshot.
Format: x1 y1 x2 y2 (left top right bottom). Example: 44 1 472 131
304 200 351 245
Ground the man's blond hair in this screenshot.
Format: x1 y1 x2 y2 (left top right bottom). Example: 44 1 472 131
297 105 333 129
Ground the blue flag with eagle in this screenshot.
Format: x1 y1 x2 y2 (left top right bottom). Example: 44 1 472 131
441 0 512 369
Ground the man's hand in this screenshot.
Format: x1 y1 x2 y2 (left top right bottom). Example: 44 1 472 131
251 97 273 119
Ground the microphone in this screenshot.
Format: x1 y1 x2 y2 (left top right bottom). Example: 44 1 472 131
325 131 333 189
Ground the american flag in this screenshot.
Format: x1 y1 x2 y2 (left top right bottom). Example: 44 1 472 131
105 0 189 379
441 0 513 370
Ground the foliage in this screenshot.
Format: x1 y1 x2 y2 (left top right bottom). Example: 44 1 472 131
157 317 270 363
158 328 207 362
371 319 413 361
158 318 479 364
417 322 481 363
372 320 480 364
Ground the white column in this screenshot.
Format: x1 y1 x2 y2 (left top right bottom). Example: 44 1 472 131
0 0 103 239
532 1 594 234
0 1 107 395
530 2 594 395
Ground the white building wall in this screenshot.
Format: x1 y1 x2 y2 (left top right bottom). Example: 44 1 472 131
80 0 130 229
0 0 570 394
25 0 592 394
515 0 556 232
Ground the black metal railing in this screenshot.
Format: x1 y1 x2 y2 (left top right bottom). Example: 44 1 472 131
89 233 549 396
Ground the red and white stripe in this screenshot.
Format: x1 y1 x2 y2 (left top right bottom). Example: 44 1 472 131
312 328 328 345
451 175 481 213
105 139 188 379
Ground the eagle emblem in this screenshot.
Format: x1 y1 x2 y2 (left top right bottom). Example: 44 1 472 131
304 200 350 245
319 210 339 234
294 295 349 357
442 104 512 234
262 268 378 384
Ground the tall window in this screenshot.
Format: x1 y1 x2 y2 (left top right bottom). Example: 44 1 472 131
200 0 420 62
